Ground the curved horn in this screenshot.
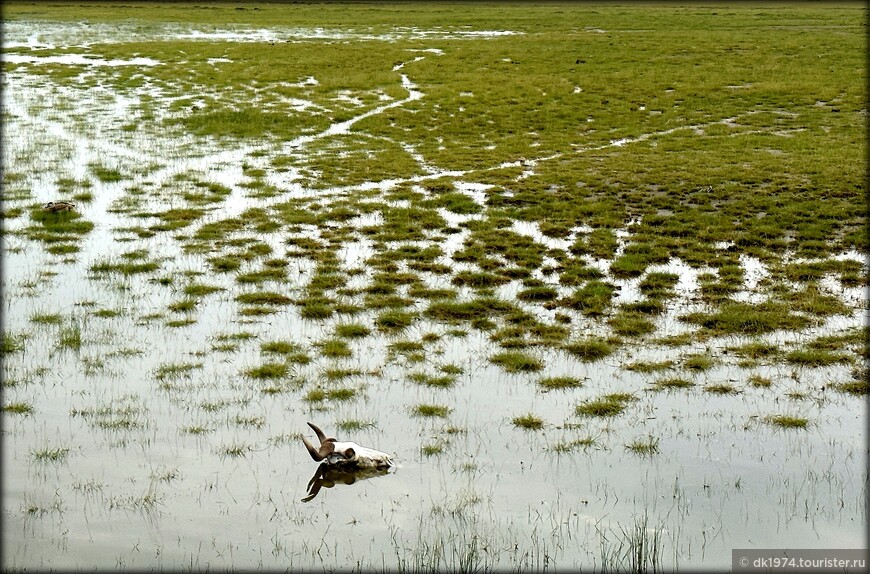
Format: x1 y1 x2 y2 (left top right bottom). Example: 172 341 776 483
302 434 335 462
307 422 330 444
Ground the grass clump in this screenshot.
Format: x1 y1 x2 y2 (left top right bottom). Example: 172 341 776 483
576 393 637 417
511 413 545 430
317 339 352 358
609 311 656 337
705 383 738 395
2 402 34 414
260 340 310 363
425 297 515 323
184 283 223 297
303 386 359 403
680 301 810 335
682 353 715 371
412 403 451 418
90 258 160 276
784 348 850 367
408 372 456 388
624 360 674 373
31 446 70 462
650 377 695 391
550 437 597 453
563 336 615 362
563 280 614 316
1 332 26 354
517 285 559 302
832 380 869 395
489 351 543 373
236 291 292 306
154 361 202 381
639 272 680 298
727 341 780 360
748 374 773 388
537 376 584 390
421 442 446 456
30 312 63 325
375 310 415 332
334 323 372 338
58 322 83 351
766 414 809 429
336 419 376 432
626 436 660 455
244 362 289 380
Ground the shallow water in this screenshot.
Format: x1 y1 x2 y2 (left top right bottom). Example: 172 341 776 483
2 19 867 572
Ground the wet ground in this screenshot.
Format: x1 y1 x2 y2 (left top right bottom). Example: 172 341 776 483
2 18 866 572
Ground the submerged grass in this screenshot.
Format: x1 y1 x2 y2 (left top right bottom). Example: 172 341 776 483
489 351 543 373
576 393 637 418
511 413 545 430
766 414 809 429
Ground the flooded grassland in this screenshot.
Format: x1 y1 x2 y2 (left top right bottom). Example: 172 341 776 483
1 2 867 571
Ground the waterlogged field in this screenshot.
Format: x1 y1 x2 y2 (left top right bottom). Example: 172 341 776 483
1 2 867 571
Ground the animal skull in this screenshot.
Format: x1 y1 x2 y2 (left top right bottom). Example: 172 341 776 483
301 422 394 468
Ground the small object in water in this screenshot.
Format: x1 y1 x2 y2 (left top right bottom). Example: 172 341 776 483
43 201 76 212
301 422 394 468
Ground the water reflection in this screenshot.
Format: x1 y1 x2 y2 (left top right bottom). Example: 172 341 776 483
302 462 393 502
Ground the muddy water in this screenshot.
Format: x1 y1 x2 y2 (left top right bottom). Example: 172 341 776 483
2 21 866 571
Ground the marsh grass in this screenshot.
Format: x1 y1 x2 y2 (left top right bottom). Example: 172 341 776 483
766 414 809 429
682 353 715 371
25 206 94 245
31 446 70 462
408 372 456 388
244 362 289 380
748 374 773 388
680 302 810 335
785 348 850 367
2 402 34 414
538 376 584 390
489 351 543 373
316 339 353 358
511 413 545 430
1 332 26 354
71 397 148 431
412 403 451 418
420 442 446 457
3 4 867 568
727 341 780 360
609 311 656 337
90 258 160 276
563 337 615 362
576 393 637 417
375 310 415 332
563 281 614 317
304 386 359 403
650 377 695 391
600 512 664 573
832 380 869 395
335 323 372 338
626 436 660 456
219 443 251 458
58 321 83 351
624 360 674 374
705 383 738 395
550 437 597 453
336 419 376 432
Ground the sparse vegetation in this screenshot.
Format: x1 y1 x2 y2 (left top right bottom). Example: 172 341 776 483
766 415 809 429
512 413 545 430
576 393 637 417
2 2 865 570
